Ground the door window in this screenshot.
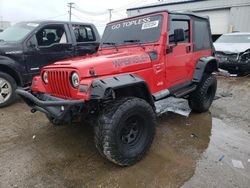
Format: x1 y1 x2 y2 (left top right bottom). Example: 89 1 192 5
72 25 96 43
36 25 68 46
168 20 190 44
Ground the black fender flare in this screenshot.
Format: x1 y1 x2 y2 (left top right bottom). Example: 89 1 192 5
90 74 155 107
0 55 24 86
192 56 218 83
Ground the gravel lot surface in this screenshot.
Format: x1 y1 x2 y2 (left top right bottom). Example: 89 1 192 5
0 76 250 188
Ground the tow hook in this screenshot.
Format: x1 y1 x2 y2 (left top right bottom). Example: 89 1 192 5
31 108 37 113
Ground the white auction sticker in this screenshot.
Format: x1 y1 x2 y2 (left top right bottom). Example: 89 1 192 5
141 20 159 30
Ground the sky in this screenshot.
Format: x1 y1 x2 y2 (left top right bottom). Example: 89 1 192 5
0 0 161 33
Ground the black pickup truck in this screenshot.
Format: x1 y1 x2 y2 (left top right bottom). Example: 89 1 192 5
0 21 100 107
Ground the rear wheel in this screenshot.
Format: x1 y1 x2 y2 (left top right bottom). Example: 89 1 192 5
188 74 217 112
94 97 156 166
0 72 17 108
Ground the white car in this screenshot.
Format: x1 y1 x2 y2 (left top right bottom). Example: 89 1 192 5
214 32 250 75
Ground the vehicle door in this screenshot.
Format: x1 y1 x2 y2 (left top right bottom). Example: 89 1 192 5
165 15 192 87
24 24 74 75
71 24 99 56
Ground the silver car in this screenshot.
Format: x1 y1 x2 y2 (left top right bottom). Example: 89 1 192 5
214 32 250 75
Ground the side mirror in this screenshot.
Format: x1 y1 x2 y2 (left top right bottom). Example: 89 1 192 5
174 28 185 43
28 42 36 49
27 37 38 50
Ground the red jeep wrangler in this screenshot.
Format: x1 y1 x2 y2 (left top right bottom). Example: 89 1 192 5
17 11 218 166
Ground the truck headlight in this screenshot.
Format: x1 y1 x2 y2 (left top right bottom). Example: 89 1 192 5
71 72 79 88
239 52 250 62
42 72 48 84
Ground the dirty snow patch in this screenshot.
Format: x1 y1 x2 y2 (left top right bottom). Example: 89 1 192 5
155 97 191 117
232 159 244 169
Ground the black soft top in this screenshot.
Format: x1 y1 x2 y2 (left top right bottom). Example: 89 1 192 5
109 10 209 25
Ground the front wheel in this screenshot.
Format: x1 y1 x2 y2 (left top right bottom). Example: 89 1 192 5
0 72 17 108
237 71 249 77
188 74 217 113
94 97 156 166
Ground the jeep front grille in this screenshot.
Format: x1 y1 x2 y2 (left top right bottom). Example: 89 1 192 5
47 70 72 98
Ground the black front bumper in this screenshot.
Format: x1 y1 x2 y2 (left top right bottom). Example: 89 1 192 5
16 88 85 120
219 62 250 74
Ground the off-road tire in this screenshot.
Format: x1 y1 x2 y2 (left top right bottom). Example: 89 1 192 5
188 74 217 112
0 71 17 108
94 97 156 166
46 115 63 126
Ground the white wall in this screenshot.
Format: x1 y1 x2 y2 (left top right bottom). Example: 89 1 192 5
127 0 250 34
195 9 230 34
230 5 250 32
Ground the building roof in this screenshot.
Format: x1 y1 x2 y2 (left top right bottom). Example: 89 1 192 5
127 0 208 11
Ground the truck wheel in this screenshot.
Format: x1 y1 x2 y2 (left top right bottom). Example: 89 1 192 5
237 71 249 77
188 74 217 113
0 71 17 108
46 115 63 126
94 97 156 166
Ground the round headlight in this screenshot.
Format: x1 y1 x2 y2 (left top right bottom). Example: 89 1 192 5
71 72 79 88
42 72 48 84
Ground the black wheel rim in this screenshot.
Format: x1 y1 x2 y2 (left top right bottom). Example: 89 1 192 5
0 78 12 104
120 115 144 147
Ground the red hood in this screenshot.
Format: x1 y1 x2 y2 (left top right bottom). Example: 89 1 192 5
44 50 152 78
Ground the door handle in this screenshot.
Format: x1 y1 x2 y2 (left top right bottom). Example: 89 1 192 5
186 45 191 53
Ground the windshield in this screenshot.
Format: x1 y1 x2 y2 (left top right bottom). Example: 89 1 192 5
101 15 163 47
0 22 39 42
215 34 250 43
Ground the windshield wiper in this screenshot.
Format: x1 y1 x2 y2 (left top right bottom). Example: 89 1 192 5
124 40 140 43
102 42 118 51
123 40 145 50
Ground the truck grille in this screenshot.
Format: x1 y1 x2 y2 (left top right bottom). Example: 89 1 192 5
47 70 72 98
226 54 238 61
215 52 238 62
